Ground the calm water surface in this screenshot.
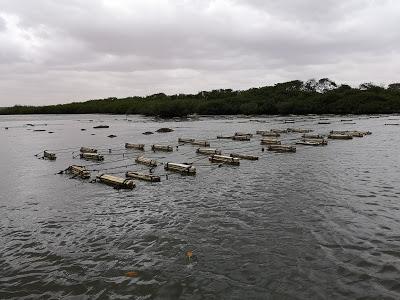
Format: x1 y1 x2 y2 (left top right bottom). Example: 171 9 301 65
1 114 400 299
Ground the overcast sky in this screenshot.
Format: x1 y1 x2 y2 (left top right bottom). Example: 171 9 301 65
0 0 399 106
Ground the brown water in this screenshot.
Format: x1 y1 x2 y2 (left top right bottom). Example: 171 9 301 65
1 114 400 299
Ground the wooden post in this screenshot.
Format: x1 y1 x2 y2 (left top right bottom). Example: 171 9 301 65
125 171 160 182
96 174 135 189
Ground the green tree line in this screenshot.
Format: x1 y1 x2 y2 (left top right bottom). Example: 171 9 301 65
1 79 400 117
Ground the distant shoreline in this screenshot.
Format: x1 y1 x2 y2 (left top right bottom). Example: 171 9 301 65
1 79 399 118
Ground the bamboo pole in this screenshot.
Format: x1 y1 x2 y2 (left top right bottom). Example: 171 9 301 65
267 145 296 153
67 165 91 179
196 148 221 155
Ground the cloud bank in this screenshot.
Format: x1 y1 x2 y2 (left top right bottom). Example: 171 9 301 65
0 0 399 105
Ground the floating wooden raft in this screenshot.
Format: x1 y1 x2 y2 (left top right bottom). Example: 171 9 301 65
178 138 195 144
302 138 328 145
96 174 135 189
164 162 196 175
191 140 209 147
125 171 160 182
67 165 90 179
151 144 173 152
230 153 259 160
261 131 280 137
260 138 281 145
271 129 288 134
287 128 313 133
80 153 104 161
80 147 97 153
267 145 296 153
234 132 253 137
296 140 323 146
196 148 221 155
232 135 250 141
125 143 145 150
302 134 324 139
328 134 353 140
217 135 234 139
330 130 371 137
135 156 158 167
43 150 56 160
209 154 240 165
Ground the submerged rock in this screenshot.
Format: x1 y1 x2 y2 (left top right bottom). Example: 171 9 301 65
156 127 174 133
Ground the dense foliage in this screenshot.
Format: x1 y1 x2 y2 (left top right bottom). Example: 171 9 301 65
1 79 400 117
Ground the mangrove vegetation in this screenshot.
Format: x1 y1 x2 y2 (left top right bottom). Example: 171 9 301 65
1 79 400 117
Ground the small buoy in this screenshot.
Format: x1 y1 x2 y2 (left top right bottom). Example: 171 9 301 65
125 271 139 278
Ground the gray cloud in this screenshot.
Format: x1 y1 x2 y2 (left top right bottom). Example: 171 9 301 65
0 0 399 106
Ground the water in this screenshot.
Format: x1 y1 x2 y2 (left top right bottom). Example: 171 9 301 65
1 114 400 299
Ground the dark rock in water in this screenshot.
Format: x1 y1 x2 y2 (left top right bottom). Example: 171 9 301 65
156 127 174 133
33 129 46 132
81 128 86 131
48 131 54 134
93 125 109 129
142 131 154 135
108 134 117 138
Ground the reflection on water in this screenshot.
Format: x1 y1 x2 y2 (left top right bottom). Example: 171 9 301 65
1 114 400 299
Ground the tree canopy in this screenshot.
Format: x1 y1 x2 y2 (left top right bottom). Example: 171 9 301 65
1 79 399 117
